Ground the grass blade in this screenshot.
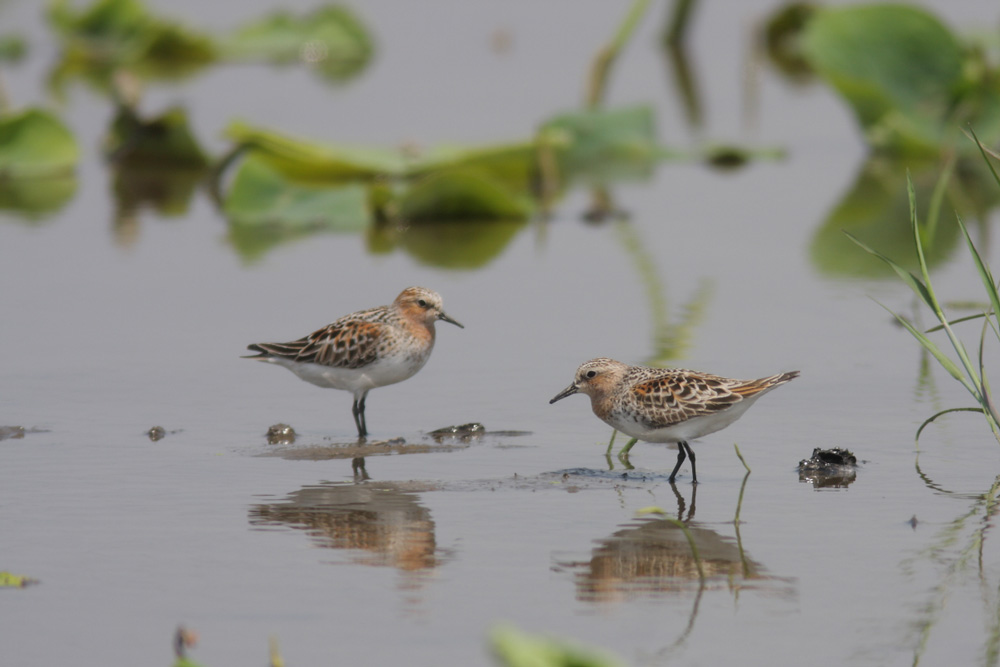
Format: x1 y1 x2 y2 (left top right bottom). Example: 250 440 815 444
956 213 1000 326
915 407 987 441
844 231 936 309
926 312 986 333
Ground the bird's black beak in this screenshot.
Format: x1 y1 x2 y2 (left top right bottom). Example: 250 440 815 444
438 311 464 329
549 384 578 404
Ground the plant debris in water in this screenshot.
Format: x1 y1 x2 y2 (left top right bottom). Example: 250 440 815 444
0 426 49 441
0 571 40 587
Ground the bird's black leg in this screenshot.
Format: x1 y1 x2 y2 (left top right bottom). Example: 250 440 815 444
352 394 368 438
684 441 698 484
668 443 688 483
358 392 368 436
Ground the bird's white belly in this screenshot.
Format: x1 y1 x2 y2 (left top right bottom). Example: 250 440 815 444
263 353 429 392
610 396 761 443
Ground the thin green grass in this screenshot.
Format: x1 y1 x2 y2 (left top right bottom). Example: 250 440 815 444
845 130 1000 444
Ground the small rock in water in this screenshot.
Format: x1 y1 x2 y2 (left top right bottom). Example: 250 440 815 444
428 422 485 442
0 426 26 441
266 423 296 445
147 426 166 442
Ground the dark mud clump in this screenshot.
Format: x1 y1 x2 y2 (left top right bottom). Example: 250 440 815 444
266 423 296 445
798 447 858 488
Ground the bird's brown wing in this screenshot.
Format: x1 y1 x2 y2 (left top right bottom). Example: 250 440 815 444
630 372 744 428
247 319 387 369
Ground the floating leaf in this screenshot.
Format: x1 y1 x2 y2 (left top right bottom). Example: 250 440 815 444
47 0 372 93
539 105 659 183
397 170 533 222
220 6 373 82
811 157 961 278
490 625 621 667
0 175 78 222
0 108 79 178
47 0 216 88
224 153 371 230
0 571 39 587
407 140 539 192
225 120 406 182
0 34 27 62
800 5 981 154
106 105 208 165
372 219 527 270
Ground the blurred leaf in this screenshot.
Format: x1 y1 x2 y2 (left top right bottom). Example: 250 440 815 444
800 4 992 155
113 162 203 218
372 219 527 270
106 105 208 165
811 157 961 278
761 3 818 83
0 108 79 178
0 571 39 587
47 0 374 93
0 34 27 62
539 105 659 183
172 659 205 667
0 174 78 222
224 153 371 230
398 170 533 222
224 154 371 262
47 0 216 89
225 120 406 182
490 625 621 667
220 6 373 82
408 140 539 192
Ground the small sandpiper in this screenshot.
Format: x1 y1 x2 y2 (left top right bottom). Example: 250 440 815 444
550 358 798 483
245 287 463 438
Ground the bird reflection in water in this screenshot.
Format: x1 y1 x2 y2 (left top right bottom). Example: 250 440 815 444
554 483 791 604
249 482 445 580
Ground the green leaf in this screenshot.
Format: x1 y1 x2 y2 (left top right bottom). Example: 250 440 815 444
801 5 965 154
47 0 216 85
0 108 79 178
812 158 960 278
0 34 28 62
407 140 539 192
397 170 533 222
0 174 78 221
0 571 39 587
111 162 203 219
373 219 527 270
225 120 406 182
539 105 658 183
219 6 373 82
490 625 621 667
106 106 208 165
224 153 371 230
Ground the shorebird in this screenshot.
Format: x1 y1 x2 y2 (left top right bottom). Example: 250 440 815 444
245 287 462 437
550 358 798 482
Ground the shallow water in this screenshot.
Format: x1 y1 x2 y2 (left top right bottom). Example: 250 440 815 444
4 1 1000 665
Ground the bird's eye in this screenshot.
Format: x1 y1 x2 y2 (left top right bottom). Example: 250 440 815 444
418 299 428 308
586 370 597 378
